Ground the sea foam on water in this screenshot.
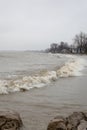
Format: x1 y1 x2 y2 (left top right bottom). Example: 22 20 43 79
56 58 86 77
0 55 86 94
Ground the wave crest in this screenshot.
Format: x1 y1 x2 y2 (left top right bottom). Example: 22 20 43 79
0 57 86 94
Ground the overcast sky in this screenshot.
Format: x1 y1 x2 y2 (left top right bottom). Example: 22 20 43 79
0 0 87 50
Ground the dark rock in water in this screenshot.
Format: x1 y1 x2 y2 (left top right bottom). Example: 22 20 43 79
47 116 67 130
0 111 23 130
47 112 87 130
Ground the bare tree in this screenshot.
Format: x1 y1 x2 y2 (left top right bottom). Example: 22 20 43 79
50 43 58 53
74 32 87 53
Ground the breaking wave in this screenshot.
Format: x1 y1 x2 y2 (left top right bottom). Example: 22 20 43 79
0 57 86 94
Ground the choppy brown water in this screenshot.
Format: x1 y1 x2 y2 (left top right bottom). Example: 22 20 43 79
0 52 86 94
0 76 87 130
0 51 87 129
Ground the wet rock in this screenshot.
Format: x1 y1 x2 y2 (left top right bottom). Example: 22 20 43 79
66 112 84 130
47 116 67 130
77 120 87 130
47 112 87 130
81 112 87 121
0 111 23 130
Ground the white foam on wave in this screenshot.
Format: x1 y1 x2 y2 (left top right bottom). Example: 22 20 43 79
0 80 8 94
57 58 86 77
0 56 86 94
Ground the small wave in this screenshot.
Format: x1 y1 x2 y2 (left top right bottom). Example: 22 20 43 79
57 58 86 77
0 57 86 94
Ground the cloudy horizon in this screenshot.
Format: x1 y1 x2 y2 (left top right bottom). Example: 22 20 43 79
0 0 87 50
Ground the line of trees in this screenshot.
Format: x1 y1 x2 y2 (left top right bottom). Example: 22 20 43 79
46 32 87 54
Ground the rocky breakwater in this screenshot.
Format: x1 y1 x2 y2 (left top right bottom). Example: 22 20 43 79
47 112 87 130
0 110 23 130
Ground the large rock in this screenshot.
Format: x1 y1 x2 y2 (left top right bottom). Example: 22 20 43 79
0 111 23 130
47 116 66 130
77 120 87 130
47 112 87 130
66 112 84 130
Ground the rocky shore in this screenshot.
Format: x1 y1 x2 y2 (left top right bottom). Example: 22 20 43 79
0 111 87 130
47 112 87 130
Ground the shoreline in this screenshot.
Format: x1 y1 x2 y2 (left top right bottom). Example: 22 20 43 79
0 75 87 130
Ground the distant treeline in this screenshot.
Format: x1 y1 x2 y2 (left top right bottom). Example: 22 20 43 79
45 32 87 54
